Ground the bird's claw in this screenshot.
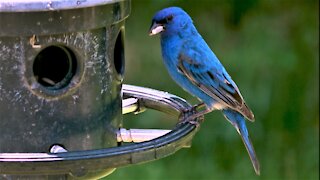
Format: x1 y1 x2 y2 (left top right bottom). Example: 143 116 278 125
178 114 201 127
178 104 205 127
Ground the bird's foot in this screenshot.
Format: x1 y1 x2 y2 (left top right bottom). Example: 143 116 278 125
178 115 202 127
178 104 214 127
178 103 206 127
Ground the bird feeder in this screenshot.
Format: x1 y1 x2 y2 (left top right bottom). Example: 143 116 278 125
0 0 201 179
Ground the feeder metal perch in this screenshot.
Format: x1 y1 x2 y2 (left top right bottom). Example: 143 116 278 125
0 84 201 178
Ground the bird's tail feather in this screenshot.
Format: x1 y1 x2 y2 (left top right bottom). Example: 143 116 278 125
223 109 260 175
239 126 260 175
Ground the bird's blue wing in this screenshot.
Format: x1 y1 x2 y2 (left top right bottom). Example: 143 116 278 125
177 44 254 120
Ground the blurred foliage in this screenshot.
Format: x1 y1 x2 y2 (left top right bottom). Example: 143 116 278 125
107 0 319 179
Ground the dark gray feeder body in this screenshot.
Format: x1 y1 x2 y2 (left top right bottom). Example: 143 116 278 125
0 0 130 153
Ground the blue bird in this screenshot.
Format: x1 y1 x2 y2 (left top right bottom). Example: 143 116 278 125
149 7 260 175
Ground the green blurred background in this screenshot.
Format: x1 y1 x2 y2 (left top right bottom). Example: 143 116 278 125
108 0 319 179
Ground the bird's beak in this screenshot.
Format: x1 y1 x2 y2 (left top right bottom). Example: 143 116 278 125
149 23 165 36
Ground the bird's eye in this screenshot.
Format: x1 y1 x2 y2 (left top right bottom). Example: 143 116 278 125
156 15 174 24
166 15 173 22
157 18 167 24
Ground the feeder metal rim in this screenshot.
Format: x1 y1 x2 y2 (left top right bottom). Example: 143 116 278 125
0 0 127 12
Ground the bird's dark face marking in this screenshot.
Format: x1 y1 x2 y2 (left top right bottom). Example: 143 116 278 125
149 14 174 35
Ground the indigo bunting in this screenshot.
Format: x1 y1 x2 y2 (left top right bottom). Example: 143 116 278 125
149 7 260 175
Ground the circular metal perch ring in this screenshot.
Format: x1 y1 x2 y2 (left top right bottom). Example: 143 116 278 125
0 84 201 177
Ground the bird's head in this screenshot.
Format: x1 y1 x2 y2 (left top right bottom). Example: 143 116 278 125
149 7 193 37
